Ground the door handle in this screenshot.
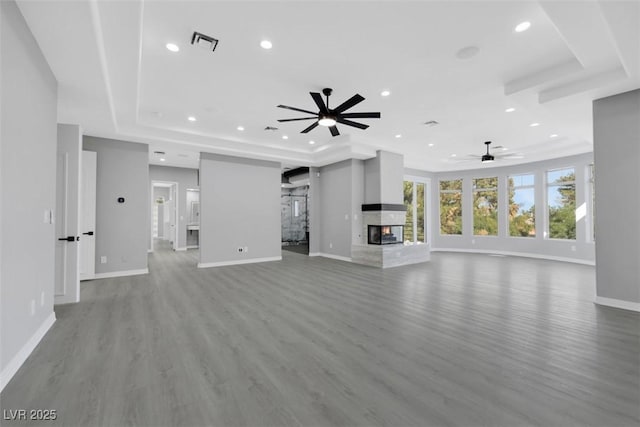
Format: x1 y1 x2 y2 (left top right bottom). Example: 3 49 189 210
83 231 94 236
58 236 76 242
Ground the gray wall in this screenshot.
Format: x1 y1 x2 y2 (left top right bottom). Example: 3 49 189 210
199 153 281 266
83 137 149 275
149 165 198 249
430 152 595 263
1 0 57 386
364 150 404 204
593 89 640 304
317 159 364 258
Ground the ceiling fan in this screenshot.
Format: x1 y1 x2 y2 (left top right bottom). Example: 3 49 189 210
277 88 381 137
451 141 524 163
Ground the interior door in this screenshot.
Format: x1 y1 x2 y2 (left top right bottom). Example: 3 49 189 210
79 150 96 281
55 124 81 304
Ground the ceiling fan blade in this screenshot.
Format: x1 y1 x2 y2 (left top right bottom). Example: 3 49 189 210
338 112 381 119
277 117 318 122
310 92 328 114
277 104 318 115
329 125 340 137
333 94 365 113
336 117 369 130
301 121 319 133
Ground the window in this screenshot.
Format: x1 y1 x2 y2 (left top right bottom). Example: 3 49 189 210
473 177 498 236
404 180 426 243
547 167 576 239
439 179 462 235
508 174 535 237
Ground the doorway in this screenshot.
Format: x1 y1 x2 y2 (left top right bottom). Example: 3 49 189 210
151 181 178 252
281 185 309 255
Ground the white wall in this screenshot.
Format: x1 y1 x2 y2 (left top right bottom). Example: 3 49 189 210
1 0 57 390
149 165 198 250
593 89 640 308
83 136 149 276
198 153 281 267
429 152 595 263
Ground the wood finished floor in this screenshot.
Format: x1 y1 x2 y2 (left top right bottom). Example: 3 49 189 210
2 245 639 427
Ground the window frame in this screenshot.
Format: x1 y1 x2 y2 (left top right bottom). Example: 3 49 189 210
403 176 430 244
545 166 577 241
507 173 536 239
472 176 499 237
438 178 463 236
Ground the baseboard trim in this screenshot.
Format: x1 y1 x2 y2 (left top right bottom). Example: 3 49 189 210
0 312 56 392
594 296 640 312
308 252 321 257
198 256 282 268
316 253 352 263
174 247 187 252
93 268 149 279
431 248 595 266
186 245 199 249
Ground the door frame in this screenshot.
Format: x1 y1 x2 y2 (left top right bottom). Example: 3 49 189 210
150 180 179 252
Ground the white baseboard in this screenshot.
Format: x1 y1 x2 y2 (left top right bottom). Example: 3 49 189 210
93 268 149 279
198 256 282 268
316 253 352 263
0 312 56 392
174 247 187 252
186 245 199 249
308 252 321 257
431 248 595 266
594 296 640 312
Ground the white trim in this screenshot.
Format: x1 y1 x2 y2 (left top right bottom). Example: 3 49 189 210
316 253 353 263
431 248 595 266
186 245 199 249
308 252 321 257
0 312 56 392
93 268 149 279
198 256 282 268
174 247 187 252
594 296 640 312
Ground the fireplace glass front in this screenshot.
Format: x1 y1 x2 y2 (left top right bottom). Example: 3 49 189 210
368 225 403 245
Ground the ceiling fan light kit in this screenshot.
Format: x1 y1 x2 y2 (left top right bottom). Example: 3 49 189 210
482 141 495 163
277 88 381 137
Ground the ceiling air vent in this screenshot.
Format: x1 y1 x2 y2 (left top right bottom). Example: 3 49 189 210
264 126 279 131
423 120 439 127
191 31 219 52
153 151 165 155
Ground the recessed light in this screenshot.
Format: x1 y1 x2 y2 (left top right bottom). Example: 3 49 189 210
505 107 515 113
309 140 315 145
395 134 402 138
451 154 457 157
530 122 540 127
166 43 179 52
428 143 435 147
515 21 531 33
260 40 272 49
550 134 558 138
188 116 197 122
160 158 166 162
380 90 391 97
282 135 289 140
237 126 245 131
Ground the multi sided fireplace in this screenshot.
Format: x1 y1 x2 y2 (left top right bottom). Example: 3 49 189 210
368 225 403 245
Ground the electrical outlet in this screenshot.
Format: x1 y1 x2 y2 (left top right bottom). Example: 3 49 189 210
238 247 244 253
101 256 107 264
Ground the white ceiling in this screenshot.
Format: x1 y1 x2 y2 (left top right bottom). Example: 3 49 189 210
16 0 640 171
